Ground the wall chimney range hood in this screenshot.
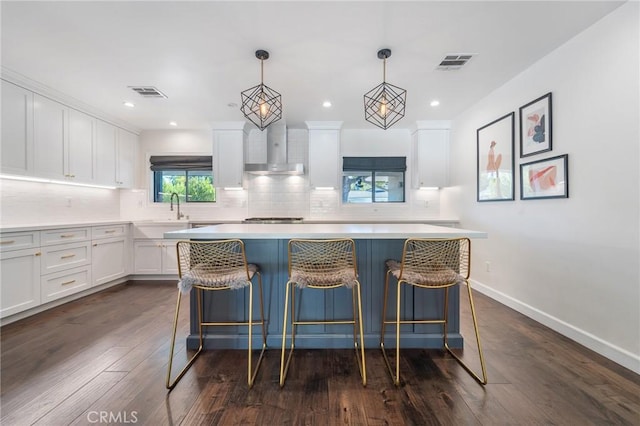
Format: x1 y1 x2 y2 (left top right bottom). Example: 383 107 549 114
244 122 304 175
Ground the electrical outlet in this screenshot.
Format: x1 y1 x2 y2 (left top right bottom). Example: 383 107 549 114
485 261 491 272
65 197 72 207
425 200 429 208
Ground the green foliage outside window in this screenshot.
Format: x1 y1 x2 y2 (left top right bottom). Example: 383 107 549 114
155 171 215 202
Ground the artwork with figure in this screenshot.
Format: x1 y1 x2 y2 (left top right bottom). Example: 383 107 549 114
520 92 552 157
477 112 514 201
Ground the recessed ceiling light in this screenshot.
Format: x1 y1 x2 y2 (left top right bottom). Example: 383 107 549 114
169 121 177 126
322 101 332 108
123 101 135 108
430 100 440 107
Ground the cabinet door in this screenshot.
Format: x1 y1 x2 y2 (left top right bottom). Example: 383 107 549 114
116 129 136 188
413 129 449 188
68 109 96 182
95 120 117 186
308 128 339 188
0 248 41 318
1 80 34 176
214 130 244 187
133 240 163 274
162 240 179 275
92 237 126 286
33 94 67 180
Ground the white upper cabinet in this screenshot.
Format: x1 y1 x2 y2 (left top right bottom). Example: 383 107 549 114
33 94 67 180
213 122 247 188
116 128 136 188
95 120 117 186
306 121 343 189
412 122 450 189
68 109 96 182
1 80 34 176
1 78 136 188
95 122 137 188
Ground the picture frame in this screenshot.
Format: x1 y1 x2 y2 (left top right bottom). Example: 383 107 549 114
519 92 552 158
477 112 515 202
520 154 568 200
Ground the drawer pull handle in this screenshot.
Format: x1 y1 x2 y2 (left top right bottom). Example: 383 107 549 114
60 254 76 259
35 252 41 256
105 230 116 234
0 240 15 245
60 234 75 238
61 279 76 286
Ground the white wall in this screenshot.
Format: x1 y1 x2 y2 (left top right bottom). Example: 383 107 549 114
0 179 120 225
122 126 445 221
447 2 639 372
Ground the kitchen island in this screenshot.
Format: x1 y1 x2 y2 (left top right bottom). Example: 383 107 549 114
164 223 487 350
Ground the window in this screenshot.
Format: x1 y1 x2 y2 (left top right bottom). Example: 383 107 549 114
342 157 406 203
150 156 215 202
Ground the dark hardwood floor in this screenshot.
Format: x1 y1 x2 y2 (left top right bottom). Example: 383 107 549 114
1 280 638 425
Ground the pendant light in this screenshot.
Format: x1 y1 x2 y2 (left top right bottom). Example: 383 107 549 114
364 49 406 130
240 50 282 131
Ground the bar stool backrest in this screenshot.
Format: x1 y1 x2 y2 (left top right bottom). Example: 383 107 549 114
393 238 470 287
288 238 359 288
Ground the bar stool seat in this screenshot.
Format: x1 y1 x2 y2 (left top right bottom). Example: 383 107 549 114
280 238 366 387
166 239 266 390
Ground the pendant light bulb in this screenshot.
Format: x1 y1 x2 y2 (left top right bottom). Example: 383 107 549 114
379 95 388 118
259 96 269 119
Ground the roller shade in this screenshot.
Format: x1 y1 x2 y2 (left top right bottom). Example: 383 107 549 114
149 155 212 171
342 157 406 172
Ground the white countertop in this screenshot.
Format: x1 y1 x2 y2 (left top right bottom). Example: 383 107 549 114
0 220 132 233
163 223 487 240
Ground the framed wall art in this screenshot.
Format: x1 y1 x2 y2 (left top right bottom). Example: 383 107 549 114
520 154 568 200
519 92 552 158
477 112 515 202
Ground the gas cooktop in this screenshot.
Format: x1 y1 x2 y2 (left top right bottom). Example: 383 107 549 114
243 217 304 224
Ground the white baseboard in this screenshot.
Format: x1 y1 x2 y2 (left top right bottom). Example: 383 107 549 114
470 279 640 375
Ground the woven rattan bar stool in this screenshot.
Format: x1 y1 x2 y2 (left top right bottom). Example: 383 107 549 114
279 238 366 387
166 239 266 390
380 237 487 386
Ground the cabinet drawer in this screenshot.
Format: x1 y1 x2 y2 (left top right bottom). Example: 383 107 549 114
92 224 127 240
41 241 91 274
41 266 91 303
41 227 90 246
0 231 40 252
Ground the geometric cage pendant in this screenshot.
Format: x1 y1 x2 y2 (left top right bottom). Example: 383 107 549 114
364 49 407 130
240 50 283 131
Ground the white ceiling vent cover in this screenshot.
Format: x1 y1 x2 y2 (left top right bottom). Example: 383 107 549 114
128 86 168 98
436 54 475 71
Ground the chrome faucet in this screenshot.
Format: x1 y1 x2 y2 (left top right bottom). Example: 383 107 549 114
170 192 184 220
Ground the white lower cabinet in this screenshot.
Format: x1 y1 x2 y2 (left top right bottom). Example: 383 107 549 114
92 237 127 286
41 266 91 304
0 224 132 321
0 247 41 318
91 224 128 286
133 239 179 275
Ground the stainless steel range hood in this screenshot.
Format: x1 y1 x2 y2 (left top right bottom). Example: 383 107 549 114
244 122 304 175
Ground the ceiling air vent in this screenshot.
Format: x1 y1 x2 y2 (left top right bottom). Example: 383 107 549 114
128 86 168 98
436 54 475 71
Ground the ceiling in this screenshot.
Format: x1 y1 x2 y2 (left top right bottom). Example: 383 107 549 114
1 1 624 131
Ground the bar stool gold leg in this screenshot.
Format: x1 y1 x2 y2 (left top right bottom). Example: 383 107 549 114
444 282 488 385
166 288 204 390
279 281 294 387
